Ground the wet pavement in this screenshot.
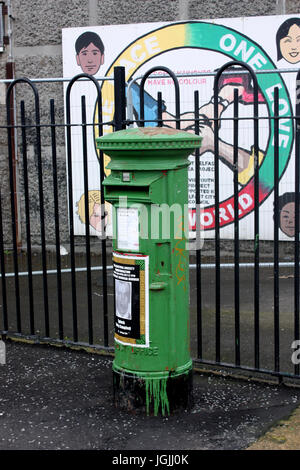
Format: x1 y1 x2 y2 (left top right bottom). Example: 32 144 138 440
3 258 300 377
2 248 300 452
0 340 300 450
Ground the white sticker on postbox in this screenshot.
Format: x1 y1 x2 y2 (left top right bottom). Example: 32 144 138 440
117 207 139 251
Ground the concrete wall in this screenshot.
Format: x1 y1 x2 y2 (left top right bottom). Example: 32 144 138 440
10 0 298 79
1 0 299 248
0 3 14 247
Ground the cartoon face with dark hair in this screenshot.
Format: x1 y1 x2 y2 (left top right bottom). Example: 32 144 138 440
276 18 300 64
75 31 105 75
278 192 298 238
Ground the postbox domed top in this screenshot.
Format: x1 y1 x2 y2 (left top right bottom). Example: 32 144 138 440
96 127 202 151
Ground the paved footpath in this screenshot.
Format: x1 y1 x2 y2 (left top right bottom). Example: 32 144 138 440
0 340 300 451
247 405 300 450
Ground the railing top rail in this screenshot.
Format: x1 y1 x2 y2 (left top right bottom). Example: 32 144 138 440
0 76 115 84
0 66 299 85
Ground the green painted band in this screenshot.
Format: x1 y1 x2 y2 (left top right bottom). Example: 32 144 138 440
107 160 190 170
112 359 193 379
105 152 192 170
97 139 202 151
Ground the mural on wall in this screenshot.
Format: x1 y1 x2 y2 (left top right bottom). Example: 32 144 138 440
62 14 299 241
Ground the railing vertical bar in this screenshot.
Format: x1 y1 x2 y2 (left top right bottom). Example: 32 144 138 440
6 85 21 332
194 90 202 359
99 145 108 348
157 92 163 127
0 190 8 331
253 73 260 370
274 87 280 373
20 101 35 335
50 99 64 340
35 91 50 338
81 95 93 345
214 79 221 363
66 87 78 343
175 84 180 130
295 71 300 376
233 88 240 366
113 67 127 131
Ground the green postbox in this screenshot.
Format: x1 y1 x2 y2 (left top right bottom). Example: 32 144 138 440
96 127 201 415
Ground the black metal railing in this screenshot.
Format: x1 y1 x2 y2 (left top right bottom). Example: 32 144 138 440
0 62 300 383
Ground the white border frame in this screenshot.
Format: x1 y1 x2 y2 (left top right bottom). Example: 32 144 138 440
113 252 149 348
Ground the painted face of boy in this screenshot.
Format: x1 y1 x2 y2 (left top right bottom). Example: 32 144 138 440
279 23 300 64
280 201 295 237
76 42 104 74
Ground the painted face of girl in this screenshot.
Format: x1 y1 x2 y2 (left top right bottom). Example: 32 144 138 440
279 24 300 64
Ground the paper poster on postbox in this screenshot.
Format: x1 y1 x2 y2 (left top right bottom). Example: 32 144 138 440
113 253 149 348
